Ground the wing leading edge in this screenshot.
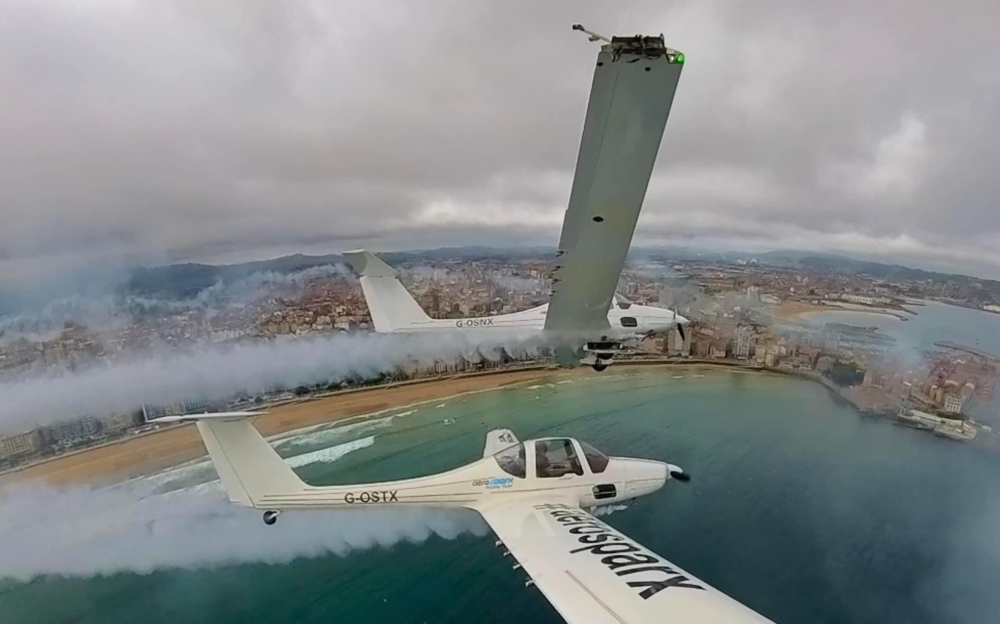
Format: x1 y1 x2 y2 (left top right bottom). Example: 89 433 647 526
545 36 683 335
477 500 774 624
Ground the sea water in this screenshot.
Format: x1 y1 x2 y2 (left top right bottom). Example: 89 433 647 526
2 369 999 624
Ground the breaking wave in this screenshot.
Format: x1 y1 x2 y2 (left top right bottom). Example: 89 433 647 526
285 436 376 467
280 415 397 450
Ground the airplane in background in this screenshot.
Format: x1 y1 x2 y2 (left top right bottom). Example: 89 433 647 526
343 250 688 371
161 410 775 624
344 27 690 372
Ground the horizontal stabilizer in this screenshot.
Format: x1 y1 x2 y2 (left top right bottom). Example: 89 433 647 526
155 412 305 507
342 249 432 332
151 411 267 423
343 250 398 278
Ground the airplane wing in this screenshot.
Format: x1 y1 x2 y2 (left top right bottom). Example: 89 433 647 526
477 499 773 624
545 35 683 335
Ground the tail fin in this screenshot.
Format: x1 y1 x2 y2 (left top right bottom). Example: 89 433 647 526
342 250 432 332
483 429 520 458
154 412 305 507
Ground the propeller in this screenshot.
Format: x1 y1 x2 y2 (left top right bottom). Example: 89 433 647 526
667 305 686 342
669 467 690 482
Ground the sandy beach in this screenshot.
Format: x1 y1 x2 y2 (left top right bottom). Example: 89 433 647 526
4 367 561 488
769 301 912 321
3 362 795 488
769 301 828 319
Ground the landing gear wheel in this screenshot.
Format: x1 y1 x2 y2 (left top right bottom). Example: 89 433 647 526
592 362 608 372
262 510 281 526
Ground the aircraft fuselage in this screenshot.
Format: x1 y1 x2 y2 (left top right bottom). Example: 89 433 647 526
372 301 685 342
250 436 672 513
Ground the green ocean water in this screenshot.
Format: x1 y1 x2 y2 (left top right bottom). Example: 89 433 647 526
3 368 1000 624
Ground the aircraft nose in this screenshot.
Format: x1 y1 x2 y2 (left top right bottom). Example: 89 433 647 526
654 461 668 488
624 459 668 498
647 314 677 330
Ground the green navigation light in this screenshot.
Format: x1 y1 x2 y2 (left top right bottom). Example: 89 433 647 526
676 53 685 64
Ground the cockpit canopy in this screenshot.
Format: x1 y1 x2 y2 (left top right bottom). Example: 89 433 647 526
493 438 610 479
494 443 526 478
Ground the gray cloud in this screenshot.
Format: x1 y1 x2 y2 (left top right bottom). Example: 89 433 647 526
1 0 999 279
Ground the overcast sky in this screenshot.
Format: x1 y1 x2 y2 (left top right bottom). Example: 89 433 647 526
2 0 999 282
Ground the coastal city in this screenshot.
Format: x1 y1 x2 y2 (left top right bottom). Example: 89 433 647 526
0 251 998 467
4 4 1000 623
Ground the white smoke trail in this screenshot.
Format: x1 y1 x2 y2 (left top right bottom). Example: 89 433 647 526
490 274 545 293
591 503 631 517
0 330 542 432
0 264 352 344
0 480 488 580
183 264 353 308
0 427 489 580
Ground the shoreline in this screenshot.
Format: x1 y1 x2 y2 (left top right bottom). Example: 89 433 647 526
1 366 559 488
1 360 964 489
0 361 775 488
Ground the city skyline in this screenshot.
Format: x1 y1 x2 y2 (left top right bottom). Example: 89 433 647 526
4 6 1000 618
5 241 1000 317
3 246 999 468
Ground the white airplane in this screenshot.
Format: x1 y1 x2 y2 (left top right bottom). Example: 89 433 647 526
343 250 687 371
343 27 690 372
163 410 774 624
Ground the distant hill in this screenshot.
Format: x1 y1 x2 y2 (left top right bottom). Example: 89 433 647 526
123 245 1000 301
636 246 1000 289
5 245 997 315
123 254 347 299
381 246 555 264
754 250 857 266
753 251 999 287
121 247 560 300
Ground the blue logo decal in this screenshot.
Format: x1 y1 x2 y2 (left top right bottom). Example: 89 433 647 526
472 477 514 489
